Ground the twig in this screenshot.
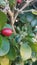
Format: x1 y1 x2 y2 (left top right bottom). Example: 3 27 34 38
7 9 16 34
0 0 34 34
14 8 36 13
3 0 16 34
14 0 34 23
13 11 19 22
19 0 33 11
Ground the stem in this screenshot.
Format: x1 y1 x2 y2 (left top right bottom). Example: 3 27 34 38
6 0 34 34
13 11 19 23
14 0 34 23
11 17 16 34
19 0 33 11
15 9 36 13
7 9 16 34
20 3 29 11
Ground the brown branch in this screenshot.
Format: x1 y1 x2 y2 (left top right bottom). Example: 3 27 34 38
15 9 36 13
0 0 16 34
14 0 34 23
20 0 33 11
7 9 16 34
4 0 16 34
6 0 34 34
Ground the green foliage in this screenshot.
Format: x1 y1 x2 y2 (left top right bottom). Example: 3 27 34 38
6 47 17 61
0 37 10 56
0 0 6 7
20 43 32 61
0 11 7 30
0 0 37 65
9 0 16 8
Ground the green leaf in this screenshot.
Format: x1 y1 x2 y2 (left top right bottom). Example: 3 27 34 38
25 37 33 43
26 13 34 22
0 35 3 48
9 0 16 8
9 38 19 49
27 23 32 34
0 11 7 30
6 47 17 61
31 19 37 27
9 34 18 48
30 43 37 52
34 27 37 33
19 14 27 23
0 38 10 56
32 10 37 15
12 39 18 46
15 35 22 43
0 0 6 7
3 24 12 29
1 57 9 65
31 52 36 62
9 34 15 40
32 61 37 65
20 43 32 61
20 16 27 23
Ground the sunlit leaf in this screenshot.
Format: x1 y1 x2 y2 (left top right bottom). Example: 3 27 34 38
20 43 32 61
1 57 9 65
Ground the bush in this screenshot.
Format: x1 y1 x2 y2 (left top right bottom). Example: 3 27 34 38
0 0 37 65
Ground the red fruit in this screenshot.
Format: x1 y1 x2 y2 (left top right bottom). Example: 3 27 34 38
17 0 22 4
1 28 13 36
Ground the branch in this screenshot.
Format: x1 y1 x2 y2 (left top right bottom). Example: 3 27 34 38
14 0 34 23
3 0 16 34
14 8 36 13
7 9 16 34
20 0 34 11
2 0 34 34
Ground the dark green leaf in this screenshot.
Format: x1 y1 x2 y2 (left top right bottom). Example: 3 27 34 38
6 47 17 60
0 38 10 56
31 19 37 27
9 0 16 7
0 11 7 30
